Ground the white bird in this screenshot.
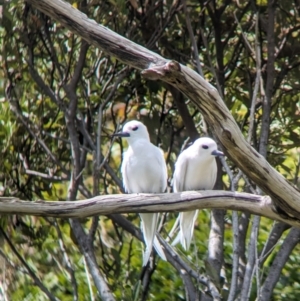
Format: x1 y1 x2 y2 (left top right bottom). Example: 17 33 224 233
172 137 224 250
114 120 168 265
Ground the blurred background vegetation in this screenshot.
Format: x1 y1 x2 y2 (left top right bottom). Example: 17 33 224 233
0 0 299 300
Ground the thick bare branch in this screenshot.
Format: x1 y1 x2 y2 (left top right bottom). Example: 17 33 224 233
24 0 300 219
1 191 300 227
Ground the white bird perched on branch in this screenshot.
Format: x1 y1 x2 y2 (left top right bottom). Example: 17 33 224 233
113 120 167 265
171 137 224 250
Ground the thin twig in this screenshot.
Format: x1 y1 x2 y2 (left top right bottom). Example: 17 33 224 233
247 11 261 144
24 169 67 181
239 10 263 300
183 0 203 76
0 227 59 301
199 29 223 98
259 227 300 301
240 215 260 301
157 236 202 301
83 256 95 301
70 219 116 301
53 220 78 301
258 222 290 266
233 11 255 57
8 95 68 175
227 165 239 301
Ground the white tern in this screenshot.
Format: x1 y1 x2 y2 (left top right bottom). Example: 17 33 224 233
171 137 224 250
114 120 167 265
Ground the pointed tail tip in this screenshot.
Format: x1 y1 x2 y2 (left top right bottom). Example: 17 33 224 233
153 236 167 261
142 249 151 266
181 237 191 251
143 240 167 265
171 232 181 247
157 249 167 261
183 242 189 251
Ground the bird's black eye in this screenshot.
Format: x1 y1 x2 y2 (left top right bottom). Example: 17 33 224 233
132 126 138 131
202 145 209 149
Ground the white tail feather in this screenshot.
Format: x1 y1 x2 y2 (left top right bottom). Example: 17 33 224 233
168 215 180 242
171 231 181 246
179 210 199 250
140 213 166 265
153 236 166 261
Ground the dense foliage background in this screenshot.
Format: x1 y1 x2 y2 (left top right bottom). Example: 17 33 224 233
0 0 299 300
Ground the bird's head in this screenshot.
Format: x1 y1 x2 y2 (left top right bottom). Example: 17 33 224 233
113 120 150 143
193 137 224 158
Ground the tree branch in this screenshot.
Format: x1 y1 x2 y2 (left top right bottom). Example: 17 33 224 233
69 219 116 301
258 227 300 301
1 191 300 227
53 219 78 301
0 227 59 301
168 85 200 141
24 0 300 219
183 0 203 76
259 222 290 266
240 215 260 300
259 0 276 158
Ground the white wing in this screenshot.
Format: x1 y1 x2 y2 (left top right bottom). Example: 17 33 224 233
169 151 189 242
171 149 199 250
173 150 188 192
121 150 131 193
153 145 168 193
178 210 199 250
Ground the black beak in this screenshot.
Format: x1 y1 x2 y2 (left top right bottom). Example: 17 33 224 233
112 131 130 138
211 149 224 156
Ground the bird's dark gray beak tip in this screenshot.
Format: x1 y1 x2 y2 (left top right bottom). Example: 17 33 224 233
211 150 224 157
112 131 130 138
